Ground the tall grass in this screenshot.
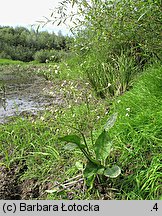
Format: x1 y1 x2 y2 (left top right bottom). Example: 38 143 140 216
82 50 139 98
108 64 162 199
0 118 59 179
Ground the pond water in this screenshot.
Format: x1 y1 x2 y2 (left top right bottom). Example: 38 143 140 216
0 68 57 123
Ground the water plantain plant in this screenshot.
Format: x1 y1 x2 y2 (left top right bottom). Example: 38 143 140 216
59 113 121 189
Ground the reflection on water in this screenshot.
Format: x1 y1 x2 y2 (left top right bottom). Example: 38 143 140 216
0 71 55 123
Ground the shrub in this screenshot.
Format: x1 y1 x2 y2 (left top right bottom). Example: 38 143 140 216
0 51 11 59
34 49 67 63
1 44 34 62
55 0 161 97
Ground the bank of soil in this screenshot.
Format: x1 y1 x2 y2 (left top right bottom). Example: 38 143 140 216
0 66 63 123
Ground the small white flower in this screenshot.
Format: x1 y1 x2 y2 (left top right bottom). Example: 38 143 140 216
88 94 92 98
108 83 111 87
126 108 130 112
70 86 74 89
40 116 45 121
125 113 129 117
117 100 121 103
61 81 66 87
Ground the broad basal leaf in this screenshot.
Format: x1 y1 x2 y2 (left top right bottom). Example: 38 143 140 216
85 174 96 190
59 134 85 149
97 168 105 175
83 161 101 189
94 130 112 162
64 143 78 151
75 161 84 171
104 113 118 131
104 165 121 178
83 161 100 178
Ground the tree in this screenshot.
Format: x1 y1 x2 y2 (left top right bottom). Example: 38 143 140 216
48 0 162 97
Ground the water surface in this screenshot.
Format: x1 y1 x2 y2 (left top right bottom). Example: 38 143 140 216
0 68 56 123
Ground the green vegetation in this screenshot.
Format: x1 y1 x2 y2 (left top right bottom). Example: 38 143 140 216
0 0 161 200
52 0 161 97
0 26 72 62
109 64 162 199
0 58 25 65
59 113 121 190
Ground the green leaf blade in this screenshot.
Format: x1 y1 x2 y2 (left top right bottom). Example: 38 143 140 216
59 134 81 145
83 161 101 189
83 161 100 178
64 143 78 151
104 113 118 131
104 165 121 178
94 130 112 162
75 161 84 171
59 134 86 150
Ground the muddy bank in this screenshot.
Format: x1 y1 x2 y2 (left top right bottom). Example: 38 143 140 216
0 65 107 200
0 162 42 200
0 65 64 123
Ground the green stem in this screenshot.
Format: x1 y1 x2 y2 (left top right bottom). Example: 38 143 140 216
80 148 103 167
71 125 90 155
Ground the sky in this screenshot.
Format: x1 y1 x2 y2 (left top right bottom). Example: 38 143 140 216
0 0 71 35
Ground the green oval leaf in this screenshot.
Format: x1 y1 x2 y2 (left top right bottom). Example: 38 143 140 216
97 168 105 175
83 161 100 178
75 161 84 171
64 143 78 151
104 165 121 178
104 113 118 131
83 161 100 189
59 134 81 145
94 130 112 162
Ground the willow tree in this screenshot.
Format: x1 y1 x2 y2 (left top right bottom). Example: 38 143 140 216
46 0 161 96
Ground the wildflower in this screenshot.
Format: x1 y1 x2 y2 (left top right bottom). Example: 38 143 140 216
40 116 45 121
70 86 74 90
125 113 129 117
105 111 109 115
108 83 111 87
126 108 130 112
97 116 100 120
61 80 67 87
88 94 92 98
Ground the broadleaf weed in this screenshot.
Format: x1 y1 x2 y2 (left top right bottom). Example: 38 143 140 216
59 113 121 189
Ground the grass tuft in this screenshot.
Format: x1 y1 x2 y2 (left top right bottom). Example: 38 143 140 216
107 64 162 199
